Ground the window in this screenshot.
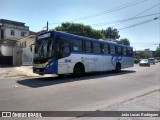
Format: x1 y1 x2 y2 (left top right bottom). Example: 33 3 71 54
11 30 15 36
127 48 132 56
110 45 116 54
102 44 109 54
72 39 83 52
123 48 127 55
93 42 100 53
21 32 26 37
85 41 92 52
58 36 71 58
61 42 70 54
117 46 123 55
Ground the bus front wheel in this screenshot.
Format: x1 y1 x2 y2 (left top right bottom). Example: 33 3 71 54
73 64 84 77
115 63 121 73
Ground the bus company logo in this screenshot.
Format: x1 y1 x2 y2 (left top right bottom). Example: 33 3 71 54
111 56 122 66
2 112 11 117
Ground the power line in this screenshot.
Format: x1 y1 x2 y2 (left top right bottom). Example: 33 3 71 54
113 2 160 27
49 0 149 25
86 2 160 28
134 3 160 17
90 13 160 27
118 16 160 30
70 0 148 22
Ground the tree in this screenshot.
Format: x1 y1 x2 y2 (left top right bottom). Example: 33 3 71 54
137 51 151 59
102 27 120 39
55 22 103 39
154 44 160 57
156 44 160 51
117 38 130 46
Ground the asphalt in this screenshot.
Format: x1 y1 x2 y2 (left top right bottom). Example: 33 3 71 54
0 63 159 120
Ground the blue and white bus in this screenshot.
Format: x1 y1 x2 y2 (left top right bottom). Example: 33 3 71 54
33 30 134 76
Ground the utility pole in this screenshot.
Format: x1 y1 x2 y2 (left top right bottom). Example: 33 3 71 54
47 21 48 31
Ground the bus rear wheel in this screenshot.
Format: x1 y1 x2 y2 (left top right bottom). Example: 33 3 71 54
73 64 84 77
115 63 121 73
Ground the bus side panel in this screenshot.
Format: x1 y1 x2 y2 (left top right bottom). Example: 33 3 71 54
57 53 134 74
119 56 134 69
58 53 116 74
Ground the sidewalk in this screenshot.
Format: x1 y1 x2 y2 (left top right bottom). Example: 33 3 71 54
76 90 160 120
15 65 53 77
15 66 39 76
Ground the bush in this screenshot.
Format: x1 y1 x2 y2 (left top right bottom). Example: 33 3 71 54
134 59 139 64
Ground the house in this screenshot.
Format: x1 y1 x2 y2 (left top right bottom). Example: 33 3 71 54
0 19 30 65
16 35 36 65
0 19 29 44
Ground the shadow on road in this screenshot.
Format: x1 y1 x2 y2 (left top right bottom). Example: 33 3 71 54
17 70 135 88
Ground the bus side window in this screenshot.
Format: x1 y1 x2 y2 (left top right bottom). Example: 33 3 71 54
85 41 92 52
72 39 83 52
102 44 109 54
59 41 71 58
127 48 132 56
110 45 116 54
117 46 123 55
93 42 100 53
123 48 127 55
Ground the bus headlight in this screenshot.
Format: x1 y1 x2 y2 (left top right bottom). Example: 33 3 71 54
50 62 53 66
46 62 54 69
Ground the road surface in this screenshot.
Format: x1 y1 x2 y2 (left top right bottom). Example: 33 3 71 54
0 64 159 119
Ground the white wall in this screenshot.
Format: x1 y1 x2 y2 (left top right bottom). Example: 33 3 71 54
22 48 33 65
4 28 29 40
0 45 13 56
13 46 22 65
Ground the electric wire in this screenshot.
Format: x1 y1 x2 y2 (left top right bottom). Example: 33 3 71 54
90 13 160 27
118 16 160 30
48 0 149 25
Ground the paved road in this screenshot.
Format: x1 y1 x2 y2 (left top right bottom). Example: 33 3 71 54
0 64 159 116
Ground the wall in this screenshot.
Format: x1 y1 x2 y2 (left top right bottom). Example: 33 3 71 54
22 48 33 65
0 45 13 56
13 46 22 66
4 28 29 40
17 35 35 54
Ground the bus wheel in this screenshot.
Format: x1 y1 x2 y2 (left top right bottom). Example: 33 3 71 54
73 64 84 77
115 63 121 73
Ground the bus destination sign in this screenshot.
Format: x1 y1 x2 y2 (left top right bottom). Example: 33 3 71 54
37 33 51 40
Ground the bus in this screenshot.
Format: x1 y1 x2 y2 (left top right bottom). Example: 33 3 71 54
33 30 134 76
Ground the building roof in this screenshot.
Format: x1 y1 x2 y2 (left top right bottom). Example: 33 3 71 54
17 34 36 42
0 19 25 26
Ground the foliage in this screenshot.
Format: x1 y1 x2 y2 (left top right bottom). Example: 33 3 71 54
156 44 160 51
136 51 151 59
55 22 103 39
134 58 139 64
54 23 130 46
102 27 120 39
153 44 160 57
117 38 130 46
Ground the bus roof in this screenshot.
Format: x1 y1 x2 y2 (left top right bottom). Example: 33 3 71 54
40 30 133 48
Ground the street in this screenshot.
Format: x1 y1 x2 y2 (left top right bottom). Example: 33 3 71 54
0 64 160 119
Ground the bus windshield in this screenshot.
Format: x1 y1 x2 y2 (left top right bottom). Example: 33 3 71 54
34 38 54 59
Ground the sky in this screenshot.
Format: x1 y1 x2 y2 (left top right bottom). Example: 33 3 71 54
0 0 160 51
